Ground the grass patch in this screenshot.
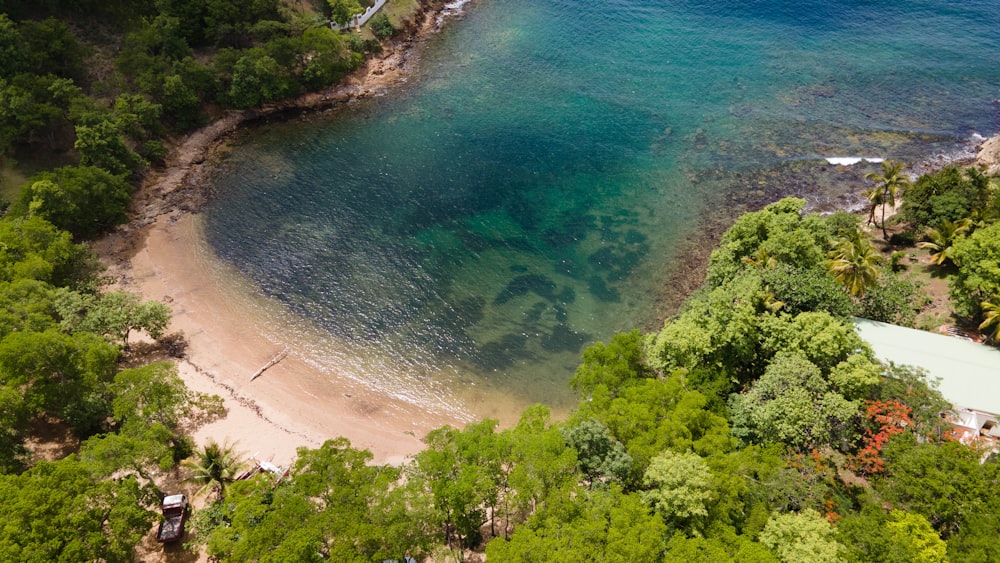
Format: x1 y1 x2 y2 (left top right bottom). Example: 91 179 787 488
0 160 27 204
382 0 421 29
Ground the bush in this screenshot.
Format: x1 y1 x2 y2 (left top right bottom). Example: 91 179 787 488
857 274 921 327
900 166 991 230
370 13 394 39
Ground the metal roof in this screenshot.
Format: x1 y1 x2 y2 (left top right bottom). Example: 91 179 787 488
853 318 1000 415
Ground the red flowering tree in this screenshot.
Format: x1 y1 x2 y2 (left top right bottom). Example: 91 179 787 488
850 400 912 475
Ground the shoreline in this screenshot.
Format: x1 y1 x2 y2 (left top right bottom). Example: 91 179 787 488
94 0 1000 466
95 0 470 466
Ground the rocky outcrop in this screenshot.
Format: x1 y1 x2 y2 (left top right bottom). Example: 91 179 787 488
977 134 1000 176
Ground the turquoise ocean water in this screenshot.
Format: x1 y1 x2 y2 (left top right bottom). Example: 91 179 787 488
205 0 1000 416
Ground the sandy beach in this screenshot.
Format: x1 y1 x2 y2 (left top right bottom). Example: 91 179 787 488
96 2 469 467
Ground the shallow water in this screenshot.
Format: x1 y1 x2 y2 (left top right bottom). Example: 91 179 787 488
205 0 1000 415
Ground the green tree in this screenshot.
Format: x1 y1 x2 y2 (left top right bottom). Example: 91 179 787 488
641 450 715 531
760 263 856 319
706 198 831 288
979 299 1000 343
81 362 222 479
885 510 948 563
485 485 666 562
876 435 1000 543
74 118 143 175
500 405 578 528
226 49 296 108
827 231 880 297
17 166 132 239
0 329 118 436
55 289 171 349
194 438 431 562
411 419 503 550
562 417 633 488
856 273 921 327
864 160 910 240
328 0 363 26
759 508 844 563
17 17 88 81
728 351 860 451
0 456 155 562
949 221 1000 319
0 215 97 286
182 439 248 500
0 73 82 153
917 217 971 266
901 166 993 230
570 329 650 399
663 531 779 562
0 384 30 473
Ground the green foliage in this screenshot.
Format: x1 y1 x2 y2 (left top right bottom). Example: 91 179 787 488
562 417 633 488
0 328 117 436
760 311 867 373
864 160 910 240
827 231 880 297
916 217 971 266
16 166 132 239
706 198 832 289
641 450 715 530
704 445 785 534
901 166 994 230
500 405 579 523
17 18 89 81
574 370 733 485
876 434 1000 545
570 329 650 399
826 353 880 401
0 456 156 562
837 504 947 563
759 508 844 563
0 72 83 154
485 485 666 562
0 215 97 286
649 271 774 385
760 263 856 318
411 419 503 549
370 12 394 39
0 384 30 473
182 439 248 500
328 0 363 26
226 49 296 108
856 273 920 326
873 364 950 439
54 288 171 348
949 220 1000 319
663 530 780 562
192 438 432 562
728 351 861 451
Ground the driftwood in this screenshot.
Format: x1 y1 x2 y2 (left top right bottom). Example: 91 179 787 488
250 347 289 381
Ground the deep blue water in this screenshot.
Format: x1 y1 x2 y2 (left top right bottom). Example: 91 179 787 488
205 0 1000 414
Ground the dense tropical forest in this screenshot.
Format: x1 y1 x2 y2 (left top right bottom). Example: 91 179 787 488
1 0 1000 561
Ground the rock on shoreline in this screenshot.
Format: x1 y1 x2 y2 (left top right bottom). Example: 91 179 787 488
978 133 1000 176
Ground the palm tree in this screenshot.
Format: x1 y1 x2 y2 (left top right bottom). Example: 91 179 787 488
182 439 247 500
864 160 910 240
741 247 778 269
980 300 1000 344
827 231 880 297
862 186 884 227
916 218 971 266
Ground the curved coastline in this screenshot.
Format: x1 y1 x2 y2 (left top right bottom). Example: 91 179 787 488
94 0 1000 467
95 0 470 466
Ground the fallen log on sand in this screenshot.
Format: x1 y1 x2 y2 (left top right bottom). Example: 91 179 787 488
250 347 289 382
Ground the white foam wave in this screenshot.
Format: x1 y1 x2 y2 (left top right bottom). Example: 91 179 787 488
825 157 885 166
